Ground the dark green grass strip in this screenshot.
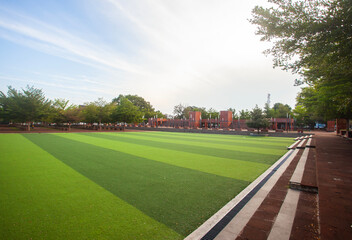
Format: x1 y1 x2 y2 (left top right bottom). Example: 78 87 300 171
80 132 282 165
23 134 249 236
58 133 270 181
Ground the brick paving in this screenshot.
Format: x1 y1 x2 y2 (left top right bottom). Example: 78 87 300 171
235 150 302 240
195 132 352 240
315 132 352 240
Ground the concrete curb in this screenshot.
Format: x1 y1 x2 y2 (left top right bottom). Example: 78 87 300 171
185 148 299 240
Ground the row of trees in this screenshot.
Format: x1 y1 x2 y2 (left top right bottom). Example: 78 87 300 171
0 84 333 131
0 85 298 132
173 102 292 120
250 0 352 125
0 84 306 130
0 86 165 129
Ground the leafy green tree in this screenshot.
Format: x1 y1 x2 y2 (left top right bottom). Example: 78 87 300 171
0 86 51 130
293 104 315 129
239 109 251 120
0 91 10 123
207 108 219 119
264 103 274 118
113 94 156 120
45 98 71 124
155 110 165 118
250 0 352 120
246 105 270 132
63 105 83 124
271 103 291 118
173 104 186 119
111 96 143 123
81 98 114 129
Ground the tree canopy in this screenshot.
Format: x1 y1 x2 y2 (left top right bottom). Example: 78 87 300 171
113 94 158 120
265 102 292 118
0 86 167 128
247 105 270 132
111 96 143 123
81 98 113 125
251 0 352 120
0 86 51 129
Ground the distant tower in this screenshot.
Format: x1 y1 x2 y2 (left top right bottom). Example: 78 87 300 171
267 94 271 108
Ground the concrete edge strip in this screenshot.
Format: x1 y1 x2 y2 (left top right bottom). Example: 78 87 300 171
290 147 310 185
289 144 318 193
212 149 300 240
288 139 301 150
185 148 299 240
267 189 301 240
305 138 312 147
305 137 316 148
296 138 307 149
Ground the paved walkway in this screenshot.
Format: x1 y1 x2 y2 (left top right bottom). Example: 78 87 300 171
315 132 352 239
187 132 352 240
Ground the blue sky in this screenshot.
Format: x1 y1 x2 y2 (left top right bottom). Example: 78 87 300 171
0 0 300 115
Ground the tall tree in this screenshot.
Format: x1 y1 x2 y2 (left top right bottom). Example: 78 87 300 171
0 86 51 130
63 105 83 124
81 98 114 129
271 103 292 118
247 105 270 132
207 108 219 119
46 98 71 123
239 109 251 120
173 104 186 119
111 96 143 123
113 94 156 119
250 0 352 120
293 104 315 129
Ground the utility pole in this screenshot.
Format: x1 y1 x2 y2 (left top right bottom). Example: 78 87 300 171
267 93 271 108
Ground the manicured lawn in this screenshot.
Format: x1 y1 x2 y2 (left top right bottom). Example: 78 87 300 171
0 132 293 239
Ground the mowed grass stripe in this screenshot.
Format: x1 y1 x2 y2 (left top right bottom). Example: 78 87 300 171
23 133 249 236
95 132 287 159
128 131 294 146
126 131 291 150
0 134 181 240
60 132 270 181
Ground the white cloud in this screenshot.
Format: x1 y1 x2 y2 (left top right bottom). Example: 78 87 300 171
0 0 299 114
0 8 145 75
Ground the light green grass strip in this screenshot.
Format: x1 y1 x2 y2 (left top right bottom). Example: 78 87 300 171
82 132 286 165
0 134 182 240
129 131 294 145
58 132 271 181
99 132 287 155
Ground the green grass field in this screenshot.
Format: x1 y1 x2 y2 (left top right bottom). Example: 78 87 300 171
0 131 293 239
